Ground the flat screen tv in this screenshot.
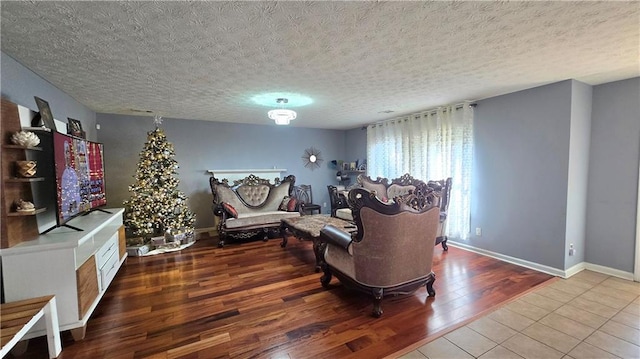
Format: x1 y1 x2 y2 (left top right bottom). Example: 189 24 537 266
51 131 107 229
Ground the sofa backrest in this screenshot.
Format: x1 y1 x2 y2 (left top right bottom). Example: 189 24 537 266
347 187 439 287
210 174 295 214
356 173 424 201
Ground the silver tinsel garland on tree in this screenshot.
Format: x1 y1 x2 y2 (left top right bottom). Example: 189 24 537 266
123 116 195 238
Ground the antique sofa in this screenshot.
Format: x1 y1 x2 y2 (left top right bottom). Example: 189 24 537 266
319 186 440 317
333 173 452 251
334 173 426 221
210 174 300 247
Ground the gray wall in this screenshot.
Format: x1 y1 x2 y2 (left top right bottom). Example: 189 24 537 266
565 81 592 268
97 114 347 229
344 127 367 164
585 77 640 272
469 81 573 269
433 78 638 273
1 52 96 140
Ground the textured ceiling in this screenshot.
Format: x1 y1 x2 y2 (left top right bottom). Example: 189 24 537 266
1 1 638 129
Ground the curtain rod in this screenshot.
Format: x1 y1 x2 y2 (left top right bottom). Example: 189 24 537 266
368 102 476 128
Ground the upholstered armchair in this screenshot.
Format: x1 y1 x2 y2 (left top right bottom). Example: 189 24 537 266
427 177 452 251
319 186 440 317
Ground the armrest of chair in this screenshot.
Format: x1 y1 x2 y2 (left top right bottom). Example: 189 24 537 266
320 224 353 250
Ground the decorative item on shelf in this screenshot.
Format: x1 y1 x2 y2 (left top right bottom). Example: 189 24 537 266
349 162 357 170
336 171 349 182
302 147 323 170
14 199 36 214
67 118 86 139
342 162 350 171
358 159 367 171
15 160 37 177
10 130 40 147
33 96 56 129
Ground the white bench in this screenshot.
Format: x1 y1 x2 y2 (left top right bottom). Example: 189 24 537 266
1 295 62 359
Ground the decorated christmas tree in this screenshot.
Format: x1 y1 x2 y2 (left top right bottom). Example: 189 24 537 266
123 116 195 240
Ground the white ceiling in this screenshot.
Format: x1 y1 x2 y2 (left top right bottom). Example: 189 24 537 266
1 1 638 130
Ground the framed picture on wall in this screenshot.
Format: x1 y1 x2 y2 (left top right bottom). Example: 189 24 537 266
342 162 350 171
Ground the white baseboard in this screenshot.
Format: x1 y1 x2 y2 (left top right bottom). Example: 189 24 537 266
448 241 635 281
564 262 586 278
584 262 635 281
448 241 566 277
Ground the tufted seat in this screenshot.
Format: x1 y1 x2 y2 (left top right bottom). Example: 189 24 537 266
237 185 271 206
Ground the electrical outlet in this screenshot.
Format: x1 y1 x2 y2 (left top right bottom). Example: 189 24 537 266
569 244 575 256
475 227 482 236
323 202 327 207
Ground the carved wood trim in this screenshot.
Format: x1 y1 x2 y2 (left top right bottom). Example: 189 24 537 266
348 187 436 242
356 174 389 188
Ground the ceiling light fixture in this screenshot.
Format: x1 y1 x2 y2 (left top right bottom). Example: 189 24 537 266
268 98 296 125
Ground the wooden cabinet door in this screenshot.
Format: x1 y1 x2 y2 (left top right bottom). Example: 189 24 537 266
76 256 99 319
118 225 126 259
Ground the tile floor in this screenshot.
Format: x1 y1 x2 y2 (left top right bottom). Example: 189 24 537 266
399 270 640 359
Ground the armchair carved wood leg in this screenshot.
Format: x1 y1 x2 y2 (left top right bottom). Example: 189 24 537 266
320 266 332 288
218 231 227 248
311 240 327 273
441 236 448 251
280 222 288 248
372 288 384 318
426 274 436 297
435 236 448 251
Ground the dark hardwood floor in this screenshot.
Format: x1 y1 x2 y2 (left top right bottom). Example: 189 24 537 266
14 235 552 359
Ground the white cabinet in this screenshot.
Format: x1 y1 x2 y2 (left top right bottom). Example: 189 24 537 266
0 208 126 340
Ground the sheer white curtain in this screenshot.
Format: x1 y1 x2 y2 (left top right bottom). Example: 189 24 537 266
366 103 474 240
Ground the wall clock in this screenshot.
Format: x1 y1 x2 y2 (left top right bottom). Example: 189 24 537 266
302 147 323 170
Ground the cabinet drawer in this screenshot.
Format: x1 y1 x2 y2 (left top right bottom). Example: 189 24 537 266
96 234 118 269
100 250 119 291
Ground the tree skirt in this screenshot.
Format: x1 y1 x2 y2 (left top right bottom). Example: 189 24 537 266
142 240 196 256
